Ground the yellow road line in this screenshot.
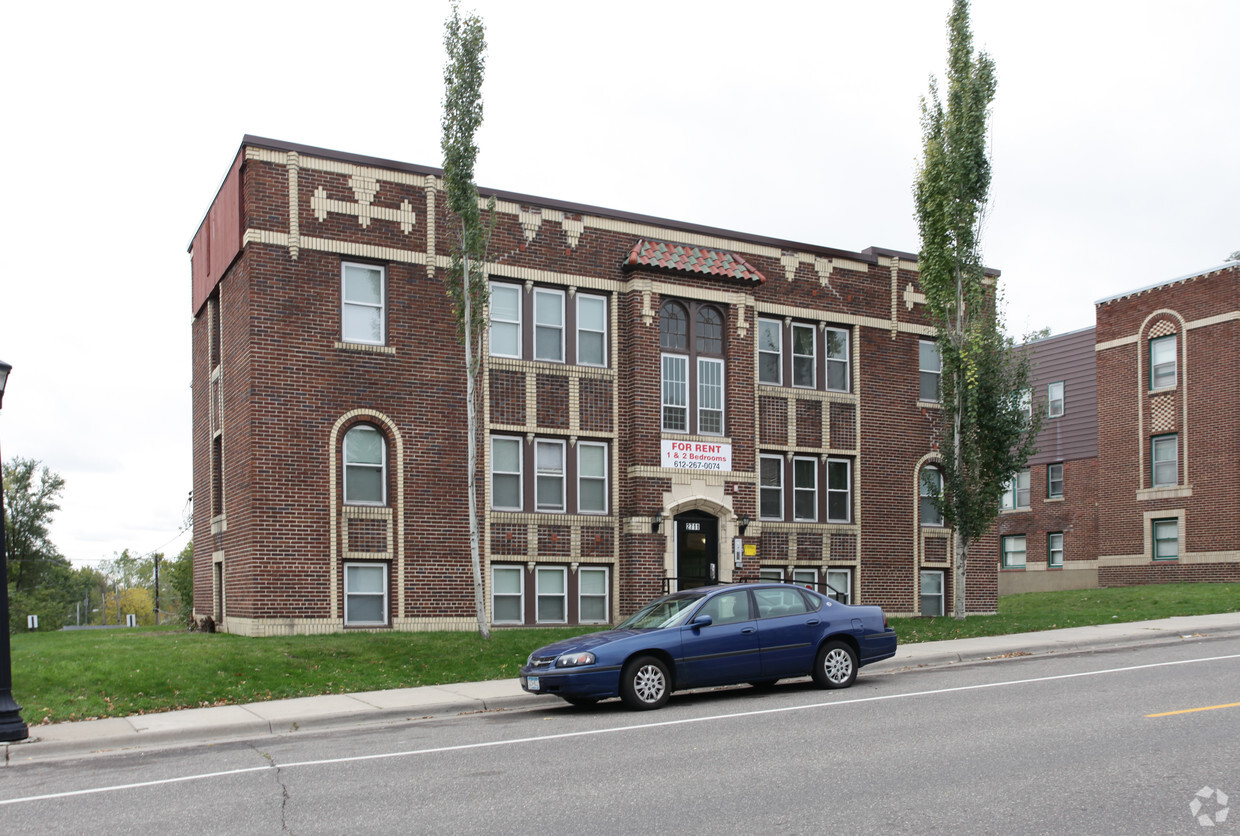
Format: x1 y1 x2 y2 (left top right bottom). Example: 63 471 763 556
1146 702 1240 717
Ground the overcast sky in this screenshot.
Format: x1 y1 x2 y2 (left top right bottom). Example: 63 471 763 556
1 1 1236 569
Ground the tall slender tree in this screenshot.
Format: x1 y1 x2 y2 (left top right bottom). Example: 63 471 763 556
441 1 494 638
915 0 1039 618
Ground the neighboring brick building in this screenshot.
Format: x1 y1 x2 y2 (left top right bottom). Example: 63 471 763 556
997 263 1239 594
189 136 989 636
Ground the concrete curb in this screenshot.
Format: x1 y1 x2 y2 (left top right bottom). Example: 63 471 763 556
6 612 1239 765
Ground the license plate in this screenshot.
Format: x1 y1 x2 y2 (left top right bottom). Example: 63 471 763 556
527 676 540 691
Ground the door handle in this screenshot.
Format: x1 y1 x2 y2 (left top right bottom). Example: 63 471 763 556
806 619 820 626
741 627 756 634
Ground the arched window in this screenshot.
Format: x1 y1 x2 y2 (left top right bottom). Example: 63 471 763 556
344 425 386 505
660 300 726 435
920 466 943 526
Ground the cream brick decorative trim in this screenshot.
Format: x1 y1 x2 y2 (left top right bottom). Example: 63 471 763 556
424 175 437 277
287 152 300 260
342 505 395 559
335 341 397 354
563 216 583 249
628 465 753 484
311 183 417 233
889 258 901 339
903 282 926 311
519 207 542 243
1136 485 1193 500
754 301 934 337
1134 309 1189 492
1096 310 1239 353
329 409 406 620
1150 393 1176 433
781 251 799 282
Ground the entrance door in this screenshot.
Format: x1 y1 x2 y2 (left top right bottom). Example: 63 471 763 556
676 510 719 589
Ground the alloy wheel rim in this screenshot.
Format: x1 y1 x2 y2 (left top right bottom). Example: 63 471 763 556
824 649 852 683
634 665 665 702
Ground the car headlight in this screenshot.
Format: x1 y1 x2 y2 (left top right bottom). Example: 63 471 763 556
555 651 596 668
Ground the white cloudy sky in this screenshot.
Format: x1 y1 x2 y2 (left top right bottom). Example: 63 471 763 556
1 1 1236 568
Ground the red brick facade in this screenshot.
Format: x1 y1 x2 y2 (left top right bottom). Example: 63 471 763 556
190 137 992 635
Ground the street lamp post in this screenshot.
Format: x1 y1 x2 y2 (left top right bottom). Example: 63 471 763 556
0 359 30 741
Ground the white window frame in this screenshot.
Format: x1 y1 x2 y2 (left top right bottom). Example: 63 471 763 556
488 282 522 359
661 353 688 433
491 565 525 624
793 456 817 522
1150 335 1177 390
791 323 816 389
826 568 852 604
826 458 851 523
1002 535 1027 569
343 562 388 627
341 263 385 346
920 466 943 527
535 566 568 623
577 441 608 515
1002 470 1031 510
920 569 944 616
825 326 850 392
490 436 523 511
343 425 386 506
792 567 818 589
1152 435 1178 487
535 439 566 512
697 357 725 435
1047 381 1065 418
1048 532 1064 568
533 288 565 363
576 294 607 367
578 566 610 624
1047 463 1064 499
757 318 782 385
919 340 941 402
759 567 784 582
760 455 784 520
1152 518 1179 561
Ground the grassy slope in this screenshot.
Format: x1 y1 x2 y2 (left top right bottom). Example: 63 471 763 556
11 583 1237 725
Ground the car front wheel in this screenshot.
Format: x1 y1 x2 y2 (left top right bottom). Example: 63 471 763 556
812 640 858 689
620 655 670 710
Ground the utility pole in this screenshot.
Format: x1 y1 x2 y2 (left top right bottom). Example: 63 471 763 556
153 553 160 626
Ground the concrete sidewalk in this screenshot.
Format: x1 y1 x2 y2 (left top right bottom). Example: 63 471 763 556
5 612 1239 765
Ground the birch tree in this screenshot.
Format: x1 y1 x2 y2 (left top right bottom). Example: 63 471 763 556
441 1 494 638
915 0 1039 618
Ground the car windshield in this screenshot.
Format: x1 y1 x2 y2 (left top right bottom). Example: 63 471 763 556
616 594 704 629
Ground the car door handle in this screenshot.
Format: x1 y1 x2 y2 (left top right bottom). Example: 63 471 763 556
741 627 756 634
806 619 820 626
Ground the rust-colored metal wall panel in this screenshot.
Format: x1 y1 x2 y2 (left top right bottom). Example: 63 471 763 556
191 150 243 315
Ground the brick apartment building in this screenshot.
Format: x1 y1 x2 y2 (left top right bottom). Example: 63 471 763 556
998 263 1240 593
189 136 985 636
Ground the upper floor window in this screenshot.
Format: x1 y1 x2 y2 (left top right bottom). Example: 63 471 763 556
1047 381 1065 417
1047 463 1064 499
793 457 817 521
661 301 726 435
1150 335 1177 390
1001 470 1031 510
762 454 853 523
919 340 941 402
826 459 852 523
759 455 783 520
535 439 566 512
344 425 386 505
490 435 610 515
489 281 608 366
1151 434 1178 487
342 263 385 345
757 318 850 392
920 466 943 526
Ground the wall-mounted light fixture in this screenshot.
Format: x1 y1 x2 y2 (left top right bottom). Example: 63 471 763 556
651 512 663 533
738 514 750 536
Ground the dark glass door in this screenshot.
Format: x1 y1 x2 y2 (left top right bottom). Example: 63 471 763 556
676 510 718 589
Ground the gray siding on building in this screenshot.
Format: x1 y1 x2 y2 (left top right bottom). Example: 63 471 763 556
1025 327 1098 464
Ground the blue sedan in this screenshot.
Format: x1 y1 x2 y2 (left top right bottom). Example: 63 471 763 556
519 582 897 710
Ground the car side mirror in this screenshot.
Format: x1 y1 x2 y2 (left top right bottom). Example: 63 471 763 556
690 614 713 628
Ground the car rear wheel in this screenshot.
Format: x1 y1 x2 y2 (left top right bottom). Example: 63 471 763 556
812 640 857 689
620 655 670 710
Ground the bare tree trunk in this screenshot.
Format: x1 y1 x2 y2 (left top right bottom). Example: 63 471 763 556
463 251 491 639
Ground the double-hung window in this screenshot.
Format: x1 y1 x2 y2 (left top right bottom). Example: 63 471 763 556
534 288 565 362
536 566 567 623
827 458 852 522
535 440 566 511
490 437 523 510
824 327 850 391
344 426 386 505
577 442 608 514
1152 519 1179 560
489 282 522 358
826 568 852 604
1047 463 1064 499
758 318 782 384
1002 470 1031 510
1152 435 1178 487
1150 335 1176 389
344 562 387 626
920 570 944 616
759 455 783 520
661 301 725 435
793 457 817 521
792 323 816 388
1048 381 1065 418
491 565 524 624
1001 535 1027 569
756 319 850 392
577 295 607 366
919 340 941 402
342 263 385 345
920 466 943 526
578 567 609 623
1048 532 1064 568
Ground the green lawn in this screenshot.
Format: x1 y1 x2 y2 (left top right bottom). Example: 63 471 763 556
11 583 1238 726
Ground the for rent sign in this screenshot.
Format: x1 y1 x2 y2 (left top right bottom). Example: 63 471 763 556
661 440 732 471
